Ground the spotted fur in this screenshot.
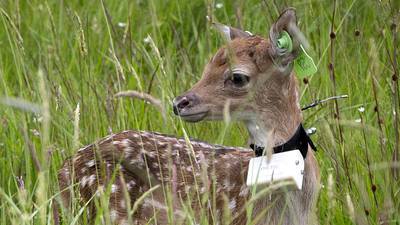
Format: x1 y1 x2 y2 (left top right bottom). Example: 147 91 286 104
59 130 319 224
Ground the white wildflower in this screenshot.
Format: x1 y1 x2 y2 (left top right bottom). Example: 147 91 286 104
33 116 43 123
215 3 223 9
306 127 317 135
143 36 152 44
30 129 40 136
118 22 127 28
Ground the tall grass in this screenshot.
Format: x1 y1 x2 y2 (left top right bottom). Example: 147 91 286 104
0 0 399 224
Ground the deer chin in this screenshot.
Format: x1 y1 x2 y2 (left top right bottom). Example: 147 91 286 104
178 110 208 122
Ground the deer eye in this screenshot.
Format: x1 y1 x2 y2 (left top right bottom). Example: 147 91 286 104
231 73 250 87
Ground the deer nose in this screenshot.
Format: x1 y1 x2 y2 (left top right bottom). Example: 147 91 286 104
172 93 199 115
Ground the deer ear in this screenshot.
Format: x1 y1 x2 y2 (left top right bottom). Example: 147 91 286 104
212 22 252 41
269 8 310 70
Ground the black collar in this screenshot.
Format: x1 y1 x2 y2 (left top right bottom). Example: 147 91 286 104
250 124 316 158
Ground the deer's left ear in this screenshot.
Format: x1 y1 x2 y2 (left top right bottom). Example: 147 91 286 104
269 8 309 71
212 22 252 41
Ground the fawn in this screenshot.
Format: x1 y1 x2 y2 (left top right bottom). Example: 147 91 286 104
58 8 320 225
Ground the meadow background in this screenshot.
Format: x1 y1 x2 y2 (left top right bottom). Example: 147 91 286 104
0 0 399 224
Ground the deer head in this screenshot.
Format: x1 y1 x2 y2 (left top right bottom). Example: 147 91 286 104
173 8 308 147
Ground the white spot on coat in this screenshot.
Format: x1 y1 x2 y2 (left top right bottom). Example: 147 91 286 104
228 199 236 211
198 142 211 148
110 209 118 222
80 167 87 173
81 176 89 187
223 179 233 191
86 160 95 167
87 174 96 186
111 184 118 193
141 150 156 158
63 168 70 176
120 199 126 209
127 180 136 190
239 185 249 197
173 143 183 148
121 139 131 147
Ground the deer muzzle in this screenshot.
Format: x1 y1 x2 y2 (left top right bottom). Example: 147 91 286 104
172 92 208 122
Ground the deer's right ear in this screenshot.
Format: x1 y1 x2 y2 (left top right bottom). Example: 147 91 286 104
269 8 309 71
212 22 252 41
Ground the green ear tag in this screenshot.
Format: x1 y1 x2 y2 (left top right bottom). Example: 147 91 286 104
277 31 317 77
277 31 293 52
294 45 317 77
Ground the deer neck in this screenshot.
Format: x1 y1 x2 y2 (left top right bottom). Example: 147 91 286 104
245 73 302 149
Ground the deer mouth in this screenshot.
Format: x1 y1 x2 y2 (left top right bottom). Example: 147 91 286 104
178 111 208 122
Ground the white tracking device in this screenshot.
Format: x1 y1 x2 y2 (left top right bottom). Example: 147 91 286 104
246 150 305 190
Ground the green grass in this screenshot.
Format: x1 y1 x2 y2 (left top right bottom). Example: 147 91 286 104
0 0 399 224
